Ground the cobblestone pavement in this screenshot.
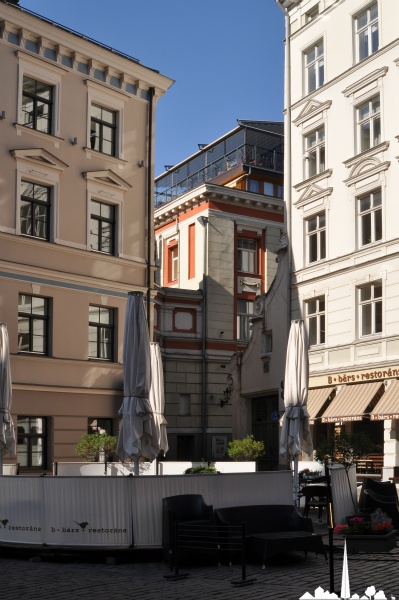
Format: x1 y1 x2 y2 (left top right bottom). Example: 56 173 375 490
0 533 398 599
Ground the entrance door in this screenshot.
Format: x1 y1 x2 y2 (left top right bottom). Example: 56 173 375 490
252 395 279 471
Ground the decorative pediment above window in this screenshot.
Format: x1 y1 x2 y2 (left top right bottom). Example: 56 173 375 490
83 170 132 191
344 157 390 186
342 67 388 98
294 182 333 208
11 148 68 171
293 99 332 127
343 142 390 186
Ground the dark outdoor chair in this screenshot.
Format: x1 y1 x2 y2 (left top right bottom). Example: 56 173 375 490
301 485 329 523
162 494 216 565
358 477 399 528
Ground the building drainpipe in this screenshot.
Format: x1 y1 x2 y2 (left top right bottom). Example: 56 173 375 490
146 87 155 331
275 0 292 337
198 215 208 461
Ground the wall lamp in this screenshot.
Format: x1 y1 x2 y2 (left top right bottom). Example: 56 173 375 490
0 111 6 120
220 386 231 408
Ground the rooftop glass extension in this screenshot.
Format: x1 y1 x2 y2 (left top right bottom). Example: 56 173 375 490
155 122 284 208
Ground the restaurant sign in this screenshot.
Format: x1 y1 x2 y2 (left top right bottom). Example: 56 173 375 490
310 366 399 388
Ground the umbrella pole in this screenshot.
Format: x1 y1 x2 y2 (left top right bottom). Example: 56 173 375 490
293 456 299 506
0 451 2 475
133 458 139 476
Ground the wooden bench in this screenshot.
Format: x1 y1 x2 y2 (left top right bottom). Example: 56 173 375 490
214 504 326 568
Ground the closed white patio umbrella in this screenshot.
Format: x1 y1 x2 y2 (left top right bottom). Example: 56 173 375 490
116 293 158 475
0 324 16 474
149 342 168 457
279 320 313 503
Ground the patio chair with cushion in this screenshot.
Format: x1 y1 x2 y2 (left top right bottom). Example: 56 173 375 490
162 494 217 565
358 477 399 528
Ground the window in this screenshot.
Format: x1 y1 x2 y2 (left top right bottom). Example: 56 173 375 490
88 419 113 435
358 189 382 246
307 212 326 263
90 104 116 156
305 40 324 93
17 417 47 468
305 126 325 177
359 281 382 336
90 200 115 254
264 181 283 198
188 224 195 280
355 3 378 62
305 4 319 23
88 305 114 361
248 179 259 193
18 294 49 354
166 242 178 284
20 181 50 240
306 297 325 346
237 299 253 340
238 238 257 273
357 95 380 153
22 76 53 134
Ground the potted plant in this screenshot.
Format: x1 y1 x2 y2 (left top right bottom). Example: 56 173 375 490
184 464 217 474
334 508 396 553
227 434 265 461
75 432 117 462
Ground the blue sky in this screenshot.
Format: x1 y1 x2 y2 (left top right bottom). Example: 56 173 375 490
20 0 285 176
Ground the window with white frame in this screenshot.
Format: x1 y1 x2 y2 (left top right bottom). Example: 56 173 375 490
20 180 51 240
237 299 253 341
17 417 47 469
90 200 115 254
237 238 257 273
359 281 382 336
18 294 49 354
306 296 325 346
90 104 117 156
17 52 65 139
304 40 324 94
305 4 319 24
22 76 53 134
357 95 380 153
355 3 378 62
306 212 326 263
88 305 115 361
85 80 127 160
305 126 325 178
358 189 382 247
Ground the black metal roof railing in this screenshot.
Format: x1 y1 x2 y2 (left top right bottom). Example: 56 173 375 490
155 143 283 208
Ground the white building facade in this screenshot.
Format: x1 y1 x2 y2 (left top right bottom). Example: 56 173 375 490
280 0 399 477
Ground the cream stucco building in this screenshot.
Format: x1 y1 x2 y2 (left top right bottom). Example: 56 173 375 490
0 0 172 472
278 0 399 476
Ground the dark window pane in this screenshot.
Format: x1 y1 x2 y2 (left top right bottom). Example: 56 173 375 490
362 304 372 335
375 300 382 333
375 209 382 241
309 234 317 263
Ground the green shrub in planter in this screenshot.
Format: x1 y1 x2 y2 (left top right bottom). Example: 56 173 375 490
227 434 265 461
75 432 117 462
184 465 217 474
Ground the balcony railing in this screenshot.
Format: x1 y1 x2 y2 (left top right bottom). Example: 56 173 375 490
155 144 283 208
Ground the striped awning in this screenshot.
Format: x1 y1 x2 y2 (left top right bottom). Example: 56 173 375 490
307 387 335 424
370 379 399 420
321 381 383 423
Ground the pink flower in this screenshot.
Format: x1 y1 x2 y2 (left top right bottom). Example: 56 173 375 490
349 517 364 524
